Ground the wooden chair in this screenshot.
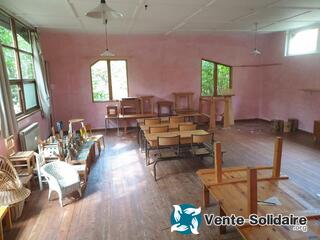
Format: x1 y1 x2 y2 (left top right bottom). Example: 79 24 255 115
84 124 105 156
144 118 161 125
169 116 185 124
149 126 169 134
153 135 180 181
5 136 35 178
144 126 169 163
190 133 215 160
178 123 197 131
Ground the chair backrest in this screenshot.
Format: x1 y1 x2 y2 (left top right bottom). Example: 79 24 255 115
4 135 16 157
144 118 161 125
192 133 214 144
35 151 46 171
179 123 197 131
149 125 169 133
84 124 93 135
41 161 78 181
51 126 55 137
169 116 185 124
157 135 180 147
79 127 87 139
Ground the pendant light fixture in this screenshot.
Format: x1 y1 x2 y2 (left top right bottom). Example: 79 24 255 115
86 0 123 22
101 19 114 57
251 22 262 55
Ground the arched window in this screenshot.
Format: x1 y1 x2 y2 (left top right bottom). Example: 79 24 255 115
90 59 128 102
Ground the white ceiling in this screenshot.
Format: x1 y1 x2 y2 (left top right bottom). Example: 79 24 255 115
1 0 320 34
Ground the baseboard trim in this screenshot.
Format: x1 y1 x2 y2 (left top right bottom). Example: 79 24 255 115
235 118 270 123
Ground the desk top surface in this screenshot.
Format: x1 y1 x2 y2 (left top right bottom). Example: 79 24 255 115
197 168 320 240
106 113 157 119
10 151 34 159
69 119 84 123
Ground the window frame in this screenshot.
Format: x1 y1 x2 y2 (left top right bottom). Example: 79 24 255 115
285 25 320 56
0 9 39 118
200 59 232 97
90 58 129 102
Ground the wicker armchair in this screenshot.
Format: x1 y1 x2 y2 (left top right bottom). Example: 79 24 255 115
41 161 81 207
0 155 31 220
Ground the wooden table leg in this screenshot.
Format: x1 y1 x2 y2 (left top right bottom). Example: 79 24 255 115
145 140 148 165
116 118 119 136
203 185 209 208
0 207 12 240
105 117 107 134
0 222 3 240
3 209 12 229
219 206 227 234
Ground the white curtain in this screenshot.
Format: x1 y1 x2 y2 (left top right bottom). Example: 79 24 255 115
31 32 51 119
0 46 17 138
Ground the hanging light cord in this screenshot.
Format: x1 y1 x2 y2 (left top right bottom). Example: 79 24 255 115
104 19 109 51
254 23 258 48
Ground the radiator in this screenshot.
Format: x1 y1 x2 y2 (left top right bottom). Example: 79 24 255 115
19 122 40 151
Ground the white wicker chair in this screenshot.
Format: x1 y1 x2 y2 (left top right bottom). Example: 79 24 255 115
41 161 81 207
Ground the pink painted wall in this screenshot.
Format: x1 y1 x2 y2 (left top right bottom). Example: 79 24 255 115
0 111 51 156
40 31 262 129
259 32 320 132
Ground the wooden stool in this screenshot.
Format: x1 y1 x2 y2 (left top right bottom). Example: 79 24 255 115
271 119 284 133
157 101 173 117
288 118 299 132
314 120 320 143
0 206 12 240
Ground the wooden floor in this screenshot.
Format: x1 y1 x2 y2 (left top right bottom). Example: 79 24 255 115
6 120 320 240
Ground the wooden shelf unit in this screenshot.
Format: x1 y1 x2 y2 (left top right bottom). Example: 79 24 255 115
172 92 194 114
138 96 154 114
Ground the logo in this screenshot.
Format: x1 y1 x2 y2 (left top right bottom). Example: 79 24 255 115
170 204 202 235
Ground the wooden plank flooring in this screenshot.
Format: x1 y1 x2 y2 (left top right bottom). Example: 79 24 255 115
6 120 320 240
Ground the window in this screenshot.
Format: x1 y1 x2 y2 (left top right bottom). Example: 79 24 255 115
90 59 128 102
201 59 232 96
0 10 38 116
286 27 320 56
